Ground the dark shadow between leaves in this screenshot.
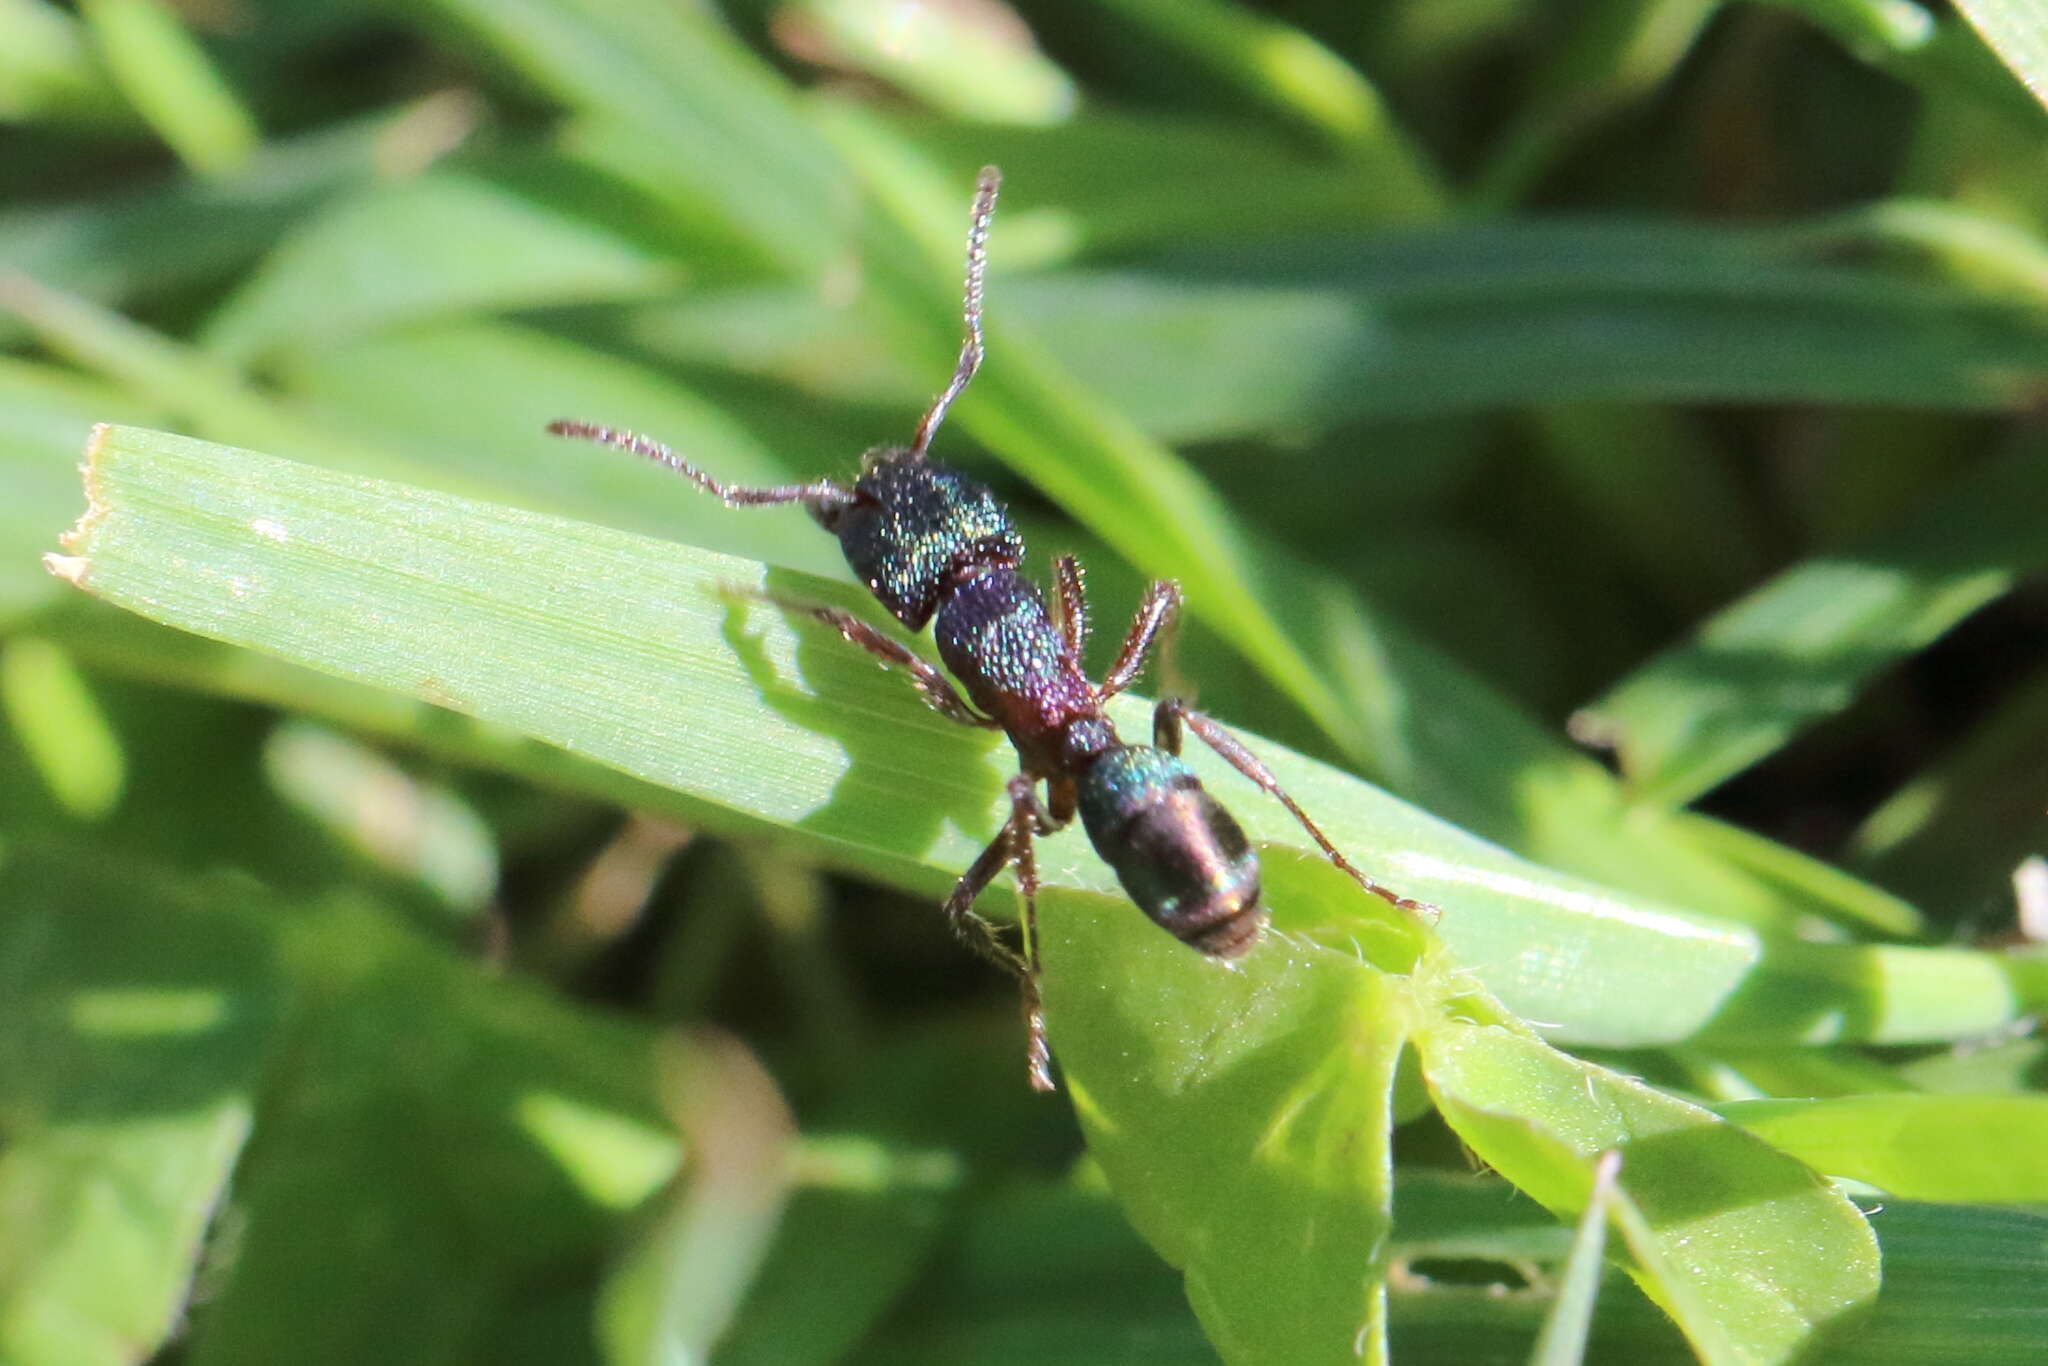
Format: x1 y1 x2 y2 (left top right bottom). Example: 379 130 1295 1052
1610 1122 1835 1230
0 841 283 1124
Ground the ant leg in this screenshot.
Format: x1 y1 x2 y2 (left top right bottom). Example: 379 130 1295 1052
1154 699 1441 919
547 422 855 512
943 775 1057 1091
1097 580 1182 702
1005 775 1057 1092
754 594 999 729
1051 555 1088 660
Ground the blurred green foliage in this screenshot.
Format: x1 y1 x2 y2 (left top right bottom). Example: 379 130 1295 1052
3 1 2048 1364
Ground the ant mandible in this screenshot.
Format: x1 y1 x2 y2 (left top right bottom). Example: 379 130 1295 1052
551 167 1437 1090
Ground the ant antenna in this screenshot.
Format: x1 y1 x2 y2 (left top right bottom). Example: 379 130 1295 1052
908 165 1000 460
544 420 854 511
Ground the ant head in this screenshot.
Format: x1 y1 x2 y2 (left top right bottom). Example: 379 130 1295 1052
830 455 1022 630
859 444 914 475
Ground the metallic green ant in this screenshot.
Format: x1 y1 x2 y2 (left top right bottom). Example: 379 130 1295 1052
552 167 1436 1089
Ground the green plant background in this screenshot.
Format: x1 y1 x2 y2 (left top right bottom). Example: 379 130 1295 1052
4 2 2048 1364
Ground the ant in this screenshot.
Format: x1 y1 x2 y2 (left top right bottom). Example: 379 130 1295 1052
550 167 1436 1090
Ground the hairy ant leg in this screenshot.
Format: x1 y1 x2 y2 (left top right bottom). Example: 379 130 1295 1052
1098 580 1182 702
1153 698 1440 920
1051 555 1088 660
943 774 1060 1090
751 594 1000 729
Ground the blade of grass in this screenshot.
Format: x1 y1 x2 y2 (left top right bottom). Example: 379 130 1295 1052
1768 0 2044 123
1578 430 2048 805
1952 0 2048 110
377 0 1925 951
0 277 840 576
388 0 847 275
1523 404 1770 617
599 1034 794 1366
1528 1149 1622 1366
617 210 2048 440
198 164 688 365
1090 0 1445 214
0 637 125 819
0 0 128 125
0 357 162 622
182 898 673 1366
0 104 424 347
49 427 2048 1053
76 0 258 176
890 110 1404 252
1015 225 2048 424
1722 1094 2048 1200
275 320 847 571
0 250 1970 940
1469 0 1718 210
825 118 1936 940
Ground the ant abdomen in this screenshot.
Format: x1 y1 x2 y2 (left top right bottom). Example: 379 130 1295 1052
1078 746 1266 959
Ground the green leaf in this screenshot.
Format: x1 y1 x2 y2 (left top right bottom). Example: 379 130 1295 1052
76 0 259 177
1086 0 1445 215
1414 1010 1880 1366
49 426 2048 1053
1043 854 1411 1365
1014 226 2048 430
390 0 847 275
0 107 403 345
183 900 671 1366
0 846 281 1366
1722 1094 2048 1201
